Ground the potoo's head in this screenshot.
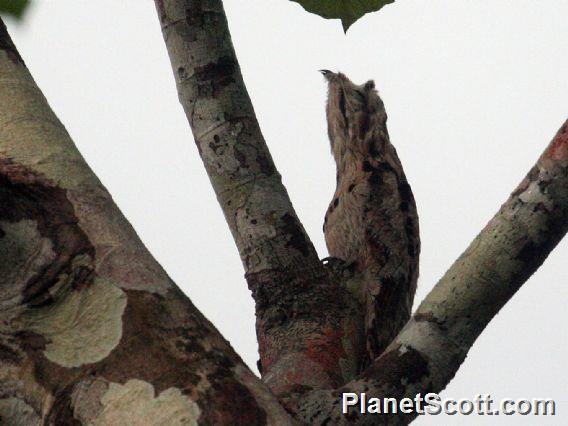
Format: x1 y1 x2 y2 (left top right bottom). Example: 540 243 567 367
319 69 337 81
319 70 386 161
319 69 374 114
319 69 351 87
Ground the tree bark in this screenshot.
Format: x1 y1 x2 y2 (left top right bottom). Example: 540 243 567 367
155 1 568 424
1 2 567 425
295 119 568 424
155 0 366 398
0 18 292 425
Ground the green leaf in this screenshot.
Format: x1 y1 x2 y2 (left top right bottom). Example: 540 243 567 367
291 0 394 32
0 0 30 19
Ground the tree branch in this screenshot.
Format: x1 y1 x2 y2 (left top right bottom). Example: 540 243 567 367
0 18 292 424
296 119 568 424
155 0 365 396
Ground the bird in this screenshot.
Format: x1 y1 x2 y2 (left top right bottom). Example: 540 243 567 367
320 70 420 365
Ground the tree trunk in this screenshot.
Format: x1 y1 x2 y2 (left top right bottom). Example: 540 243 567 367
0 18 292 425
1 1 567 424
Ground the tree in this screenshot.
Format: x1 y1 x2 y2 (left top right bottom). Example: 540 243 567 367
1 1 566 424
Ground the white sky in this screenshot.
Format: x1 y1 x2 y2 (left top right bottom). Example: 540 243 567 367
6 1 567 424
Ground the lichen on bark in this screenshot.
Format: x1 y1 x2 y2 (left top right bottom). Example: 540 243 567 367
0 15 293 424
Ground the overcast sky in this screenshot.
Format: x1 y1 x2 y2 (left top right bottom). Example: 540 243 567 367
6 1 567 423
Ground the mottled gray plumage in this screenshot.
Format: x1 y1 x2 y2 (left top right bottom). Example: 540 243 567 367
321 70 420 363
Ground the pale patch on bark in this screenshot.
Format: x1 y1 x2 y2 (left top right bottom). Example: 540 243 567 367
234 180 296 271
393 319 458 388
200 120 245 177
0 398 41 426
519 180 553 210
16 270 127 368
95 379 200 425
0 53 97 195
71 377 110 424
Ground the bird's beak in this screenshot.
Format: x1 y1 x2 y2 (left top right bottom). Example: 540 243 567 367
319 69 332 75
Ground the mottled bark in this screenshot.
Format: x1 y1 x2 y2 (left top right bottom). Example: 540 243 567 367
296 120 568 424
0 18 292 425
2 2 567 425
155 1 568 423
155 0 364 397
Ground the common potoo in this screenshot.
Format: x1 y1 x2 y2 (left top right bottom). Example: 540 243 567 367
321 70 420 363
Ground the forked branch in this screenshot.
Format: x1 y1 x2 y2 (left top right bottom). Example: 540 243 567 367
296 119 568 424
155 4 568 424
155 0 367 397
